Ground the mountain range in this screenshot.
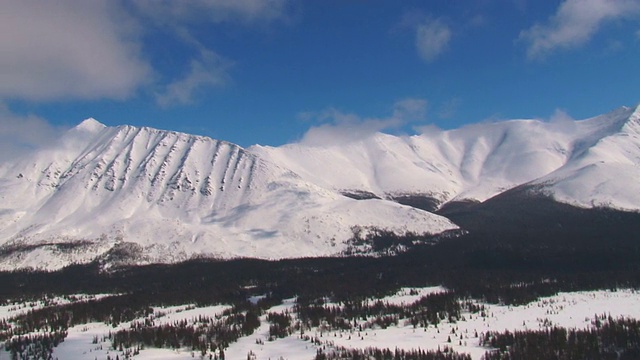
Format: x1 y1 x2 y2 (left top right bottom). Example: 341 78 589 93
1 104 638 270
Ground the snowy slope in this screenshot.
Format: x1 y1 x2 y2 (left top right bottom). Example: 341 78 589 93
530 105 640 210
0 104 638 270
252 104 640 210
251 121 574 205
0 120 457 270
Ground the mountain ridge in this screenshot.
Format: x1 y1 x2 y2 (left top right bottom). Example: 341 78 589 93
252 104 640 210
0 120 457 270
0 104 639 270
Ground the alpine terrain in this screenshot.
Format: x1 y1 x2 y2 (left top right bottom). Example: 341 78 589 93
0 104 639 270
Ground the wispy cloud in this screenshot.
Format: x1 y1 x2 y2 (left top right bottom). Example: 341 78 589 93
519 0 640 59
299 98 428 146
415 17 452 62
132 0 292 25
140 0 292 106
156 49 232 107
544 108 578 134
392 98 428 122
547 108 574 123
0 104 66 161
397 12 451 62
0 1 150 101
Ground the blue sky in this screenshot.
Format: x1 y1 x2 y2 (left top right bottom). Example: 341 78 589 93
1 0 640 152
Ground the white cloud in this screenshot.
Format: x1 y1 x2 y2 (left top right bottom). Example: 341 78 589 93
156 49 232 107
520 0 640 59
533 108 578 135
0 1 150 101
0 104 66 161
299 98 428 146
414 123 443 138
133 0 292 106
0 0 291 104
416 17 452 62
392 98 428 122
133 0 291 25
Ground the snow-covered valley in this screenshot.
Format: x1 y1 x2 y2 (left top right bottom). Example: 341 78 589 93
2 288 640 360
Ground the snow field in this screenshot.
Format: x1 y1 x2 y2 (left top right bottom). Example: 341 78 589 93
2 288 640 359
306 288 640 359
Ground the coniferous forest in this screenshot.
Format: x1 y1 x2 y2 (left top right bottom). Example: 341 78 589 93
1 200 640 359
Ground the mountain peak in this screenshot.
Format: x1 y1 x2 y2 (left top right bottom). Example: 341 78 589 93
631 103 640 120
75 118 106 133
621 103 640 133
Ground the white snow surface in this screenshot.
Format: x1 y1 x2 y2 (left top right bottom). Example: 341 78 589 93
0 120 456 270
251 104 640 208
2 288 640 359
1 104 639 270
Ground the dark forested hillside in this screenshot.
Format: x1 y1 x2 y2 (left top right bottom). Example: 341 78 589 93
1 197 640 359
2 195 640 305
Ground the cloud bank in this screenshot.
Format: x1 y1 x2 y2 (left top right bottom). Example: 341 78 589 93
0 1 149 101
520 0 640 59
0 0 290 104
0 0 292 160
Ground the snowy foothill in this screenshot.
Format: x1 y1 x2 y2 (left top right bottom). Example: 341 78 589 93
1 288 640 359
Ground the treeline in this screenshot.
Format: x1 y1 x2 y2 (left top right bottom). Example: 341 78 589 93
111 311 260 358
3 331 66 360
109 299 288 358
295 292 475 332
315 345 472 360
0 294 153 343
1 196 640 357
481 316 640 359
343 227 458 255
266 311 292 339
0 244 639 358
1 235 640 309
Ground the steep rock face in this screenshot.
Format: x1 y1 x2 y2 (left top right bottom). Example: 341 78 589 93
0 120 457 270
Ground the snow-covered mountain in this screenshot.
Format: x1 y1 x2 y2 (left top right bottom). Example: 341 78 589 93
252 104 640 211
0 104 638 270
0 119 456 270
